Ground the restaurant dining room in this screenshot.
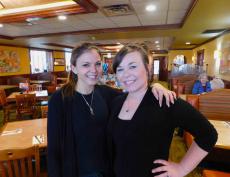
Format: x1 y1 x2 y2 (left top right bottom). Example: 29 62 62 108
0 0 230 177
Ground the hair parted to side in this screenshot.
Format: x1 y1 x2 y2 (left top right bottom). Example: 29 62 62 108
113 44 151 83
62 43 101 98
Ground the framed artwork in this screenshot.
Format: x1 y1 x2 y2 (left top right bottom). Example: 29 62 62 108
54 58 65 66
0 50 20 73
220 46 230 74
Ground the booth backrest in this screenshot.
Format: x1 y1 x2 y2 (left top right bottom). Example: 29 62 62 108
171 74 198 95
186 89 230 121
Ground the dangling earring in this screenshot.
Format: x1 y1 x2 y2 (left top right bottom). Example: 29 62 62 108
72 72 78 81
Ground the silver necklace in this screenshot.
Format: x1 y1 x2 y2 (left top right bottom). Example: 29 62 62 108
80 90 94 116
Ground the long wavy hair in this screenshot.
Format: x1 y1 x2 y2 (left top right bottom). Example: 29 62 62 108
61 43 101 98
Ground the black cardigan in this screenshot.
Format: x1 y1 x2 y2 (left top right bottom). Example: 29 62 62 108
108 88 218 177
48 85 120 177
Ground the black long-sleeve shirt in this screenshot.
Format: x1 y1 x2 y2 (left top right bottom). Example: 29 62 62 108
48 85 120 177
108 87 218 177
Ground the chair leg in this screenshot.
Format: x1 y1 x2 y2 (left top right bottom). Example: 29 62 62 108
3 109 9 124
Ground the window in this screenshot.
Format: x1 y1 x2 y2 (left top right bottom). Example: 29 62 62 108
153 60 160 74
30 50 53 74
65 52 72 71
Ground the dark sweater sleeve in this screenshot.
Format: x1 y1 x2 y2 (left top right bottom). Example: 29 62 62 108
47 90 63 177
170 98 218 152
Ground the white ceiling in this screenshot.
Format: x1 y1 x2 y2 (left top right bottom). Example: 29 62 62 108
0 0 192 51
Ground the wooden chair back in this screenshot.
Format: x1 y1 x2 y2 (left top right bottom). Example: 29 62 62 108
15 94 37 119
0 89 8 106
41 106 48 118
29 84 42 91
0 146 40 177
0 89 17 124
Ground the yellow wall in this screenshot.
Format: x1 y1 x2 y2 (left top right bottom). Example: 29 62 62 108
0 46 30 76
192 33 230 81
53 51 66 72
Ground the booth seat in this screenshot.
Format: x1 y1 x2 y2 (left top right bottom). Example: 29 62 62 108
183 89 230 148
171 74 198 95
186 89 230 121
203 169 230 177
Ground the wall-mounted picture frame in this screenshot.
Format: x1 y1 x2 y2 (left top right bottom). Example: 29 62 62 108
54 58 65 66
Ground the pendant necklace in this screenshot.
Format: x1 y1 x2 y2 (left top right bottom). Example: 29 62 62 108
80 90 95 116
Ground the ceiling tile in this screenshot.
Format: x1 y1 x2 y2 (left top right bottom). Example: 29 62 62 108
138 12 167 25
131 0 169 14
168 10 187 20
77 11 117 28
169 0 192 10
167 18 182 24
109 15 141 27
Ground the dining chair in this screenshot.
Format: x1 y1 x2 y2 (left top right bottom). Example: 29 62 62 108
15 94 37 120
29 84 42 91
40 106 48 118
0 146 40 177
0 89 16 124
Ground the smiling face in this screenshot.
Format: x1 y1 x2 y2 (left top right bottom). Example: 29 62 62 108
116 51 149 93
71 49 102 90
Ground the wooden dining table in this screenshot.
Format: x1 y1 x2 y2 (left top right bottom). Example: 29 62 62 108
6 90 48 102
0 118 47 150
210 120 230 150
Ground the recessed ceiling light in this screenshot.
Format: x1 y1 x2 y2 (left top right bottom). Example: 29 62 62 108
155 41 159 44
186 42 191 45
0 24 4 27
58 15 67 20
146 5 156 12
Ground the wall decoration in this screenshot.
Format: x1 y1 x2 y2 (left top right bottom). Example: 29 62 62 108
220 46 230 74
54 58 65 66
0 50 20 72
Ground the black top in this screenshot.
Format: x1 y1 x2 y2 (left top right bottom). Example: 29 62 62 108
72 91 109 176
48 85 121 177
108 87 218 177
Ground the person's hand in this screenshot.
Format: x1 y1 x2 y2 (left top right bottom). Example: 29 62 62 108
152 83 177 107
152 160 188 177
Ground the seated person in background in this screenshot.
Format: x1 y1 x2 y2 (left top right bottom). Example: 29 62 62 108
192 73 212 94
210 76 225 90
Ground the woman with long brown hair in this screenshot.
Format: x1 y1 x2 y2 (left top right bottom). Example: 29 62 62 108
48 43 176 177
108 44 217 177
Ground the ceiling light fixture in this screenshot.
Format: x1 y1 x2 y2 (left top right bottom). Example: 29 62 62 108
156 45 160 48
185 42 191 45
0 24 3 27
0 1 76 16
146 5 156 12
155 41 159 44
58 15 67 20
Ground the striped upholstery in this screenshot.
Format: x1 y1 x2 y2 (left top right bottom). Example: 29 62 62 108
199 89 230 121
186 89 230 121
